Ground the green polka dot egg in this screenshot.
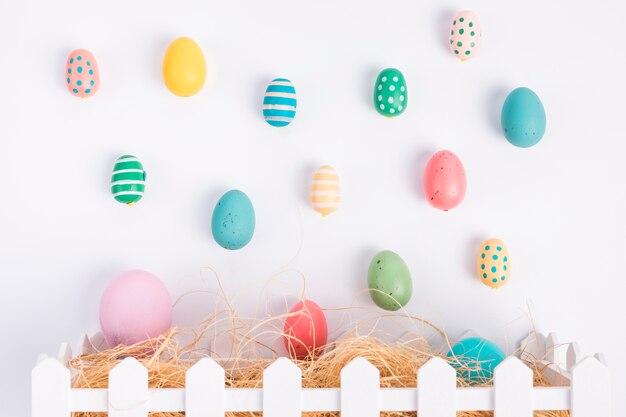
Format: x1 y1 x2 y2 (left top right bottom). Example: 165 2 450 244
111 155 146 206
477 239 510 289
449 11 482 60
374 68 407 118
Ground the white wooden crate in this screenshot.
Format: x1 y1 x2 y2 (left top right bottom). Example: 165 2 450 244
32 331 611 417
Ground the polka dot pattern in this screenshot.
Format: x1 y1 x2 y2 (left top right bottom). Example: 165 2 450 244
477 238 510 289
66 49 100 98
449 10 482 60
373 68 407 118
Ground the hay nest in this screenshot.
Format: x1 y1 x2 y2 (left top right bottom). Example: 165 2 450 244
68 310 568 417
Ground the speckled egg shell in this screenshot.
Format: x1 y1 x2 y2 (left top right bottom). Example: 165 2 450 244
501 87 546 148
478 239 510 288
367 250 412 311
211 190 256 250
446 337 505 383
423 150 467 211
374 68 407 118
66 49 99 98
449 11 482 60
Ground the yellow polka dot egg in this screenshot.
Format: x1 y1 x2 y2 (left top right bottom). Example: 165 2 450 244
477 239 510 288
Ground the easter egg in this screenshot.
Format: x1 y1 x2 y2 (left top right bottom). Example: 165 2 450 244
111 155 146 205
310 165 341 216
501 87 546 148
367 250 412 311
449 11 482 60
423 150 467 211
478 239 510 288
283 299 328 360
211 190 255 250
66 49 99 98
446 337 506 383
263 78 297 127
99 270 172 347
162 37 206 97
374 68 407 118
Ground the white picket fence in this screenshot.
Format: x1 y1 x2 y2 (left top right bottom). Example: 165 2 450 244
32 331 611 417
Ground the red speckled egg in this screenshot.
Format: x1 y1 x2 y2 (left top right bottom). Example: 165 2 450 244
423 150 467 211
66 49 100 98
283 299 328 360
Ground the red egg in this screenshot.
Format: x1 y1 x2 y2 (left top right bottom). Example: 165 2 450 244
423 150 467 210
283 299 328 360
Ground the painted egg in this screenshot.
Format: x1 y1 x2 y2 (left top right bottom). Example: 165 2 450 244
446 337 506 383
99 270 172 347
367 250 412 311
111 155 146 206
478 238 510 288
263 78 297 127
211 190 255 250
310 165 341 216
283 299 328 360
449 11 482 60
501 87 546 148
162 37 206 97
374 68 407 118
66 49 99 98
423 150 467 211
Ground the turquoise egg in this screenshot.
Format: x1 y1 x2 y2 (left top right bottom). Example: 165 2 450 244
501 87 546 148
211 190 255 250
446 337 506 383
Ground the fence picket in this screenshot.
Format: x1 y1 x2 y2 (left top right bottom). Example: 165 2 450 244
417 357 456 417
108 357 148 417
567 343 581 372
341 358 379 417
32 358 70 417
186 358 224 417
264 358 302 417
494 357 533 417
571 357 610 417
546 332 558 363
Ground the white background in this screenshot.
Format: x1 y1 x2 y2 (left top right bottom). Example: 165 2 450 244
0 0 624 415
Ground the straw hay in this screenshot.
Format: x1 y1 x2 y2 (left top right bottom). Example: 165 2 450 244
69 311 569 417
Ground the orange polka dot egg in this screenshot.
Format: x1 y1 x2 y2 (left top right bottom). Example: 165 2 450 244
449 11 482 60
66 49 99 98
477 239 510 288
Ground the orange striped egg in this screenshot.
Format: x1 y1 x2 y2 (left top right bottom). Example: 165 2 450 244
310 165 341 216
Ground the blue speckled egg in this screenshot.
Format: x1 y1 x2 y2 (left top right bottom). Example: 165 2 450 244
501 87 546 148
446 337 506 383
211 190 255 250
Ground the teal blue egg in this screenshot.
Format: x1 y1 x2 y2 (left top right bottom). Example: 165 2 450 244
211 190 255 250
446 337 506 383
501 87 546 148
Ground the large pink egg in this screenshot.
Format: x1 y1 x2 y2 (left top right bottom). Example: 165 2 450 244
283 299 328 360
66 49 100 98
423 150 467 211
99 270 172 347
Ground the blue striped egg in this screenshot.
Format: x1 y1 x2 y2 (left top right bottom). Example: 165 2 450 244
262 78 297 127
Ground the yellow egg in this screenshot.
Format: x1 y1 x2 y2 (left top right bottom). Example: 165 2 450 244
477 239 510 289
310 165 341 216
162 37 206 97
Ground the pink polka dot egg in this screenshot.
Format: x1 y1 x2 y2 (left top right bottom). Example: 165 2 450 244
449 11 482 61
66 49 99 98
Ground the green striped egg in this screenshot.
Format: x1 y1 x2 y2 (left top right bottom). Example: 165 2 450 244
111 155 146 205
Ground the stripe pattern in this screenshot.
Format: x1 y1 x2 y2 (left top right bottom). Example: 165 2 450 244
310 165 341 216
111 155 146 205
263 78 297 127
